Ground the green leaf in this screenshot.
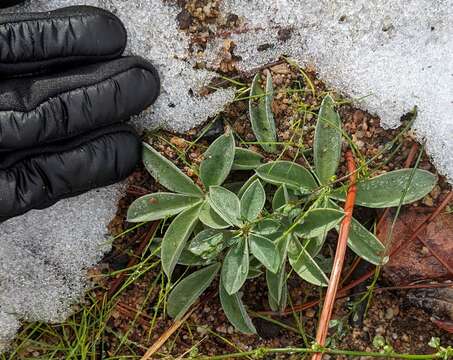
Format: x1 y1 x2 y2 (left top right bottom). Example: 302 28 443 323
249 233 280 273
161 204 202 277
331 169 437 208
348 217 387 265
266 265 287 311
221 238 249 295
256 161 317 194
247 260 263 279
208 186 242 227
223 181 245 194
142 143 203 197
168 263 220 319
272 185 299 211
288 238 329 286
249 72 277 153
266 234 290 307
302 235 327 257
293 208 344 239
268 280 288 312
219 280 257 334
252 218 281 235
232 148 264 170
188 229 225 260
314 95 342 184
127 193 202 222
147 238 213 266
200 132 235 188
178 249 214 266
328 200 386 265
237 175 258 198
199 201 230 229
240 179 265 221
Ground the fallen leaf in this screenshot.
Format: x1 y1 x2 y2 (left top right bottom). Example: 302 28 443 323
378 210 453 285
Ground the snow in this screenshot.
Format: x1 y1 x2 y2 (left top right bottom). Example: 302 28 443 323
1 0 452 350
212 0 453 184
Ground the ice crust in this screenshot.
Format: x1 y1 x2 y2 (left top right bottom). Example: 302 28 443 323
1 0 452 350
211 0 453 182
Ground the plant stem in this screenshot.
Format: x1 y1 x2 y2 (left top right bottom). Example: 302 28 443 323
312 150 357 360
196 347 443 360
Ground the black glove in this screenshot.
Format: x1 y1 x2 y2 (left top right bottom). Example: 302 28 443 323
0 0 25 8
0 5 160 222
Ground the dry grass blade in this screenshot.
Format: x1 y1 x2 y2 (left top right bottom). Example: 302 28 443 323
312 150 357 360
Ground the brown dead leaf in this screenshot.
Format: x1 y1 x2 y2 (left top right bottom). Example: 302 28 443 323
379 209 453 285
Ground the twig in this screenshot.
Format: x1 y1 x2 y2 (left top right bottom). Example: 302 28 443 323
108 221 159 298
140 291 217 359
312 150 357 360
140 305 199 360
431 318 453 333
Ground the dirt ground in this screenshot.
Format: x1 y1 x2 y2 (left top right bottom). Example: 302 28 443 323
91 58 452 358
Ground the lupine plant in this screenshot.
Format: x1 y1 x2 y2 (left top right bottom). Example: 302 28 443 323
127 72 437 334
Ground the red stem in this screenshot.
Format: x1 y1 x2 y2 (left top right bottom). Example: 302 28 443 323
312 151 357 360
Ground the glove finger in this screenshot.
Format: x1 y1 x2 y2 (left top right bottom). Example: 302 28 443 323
0 124 141 222
0 56 160 152
0 6 127 76
0 0 25 8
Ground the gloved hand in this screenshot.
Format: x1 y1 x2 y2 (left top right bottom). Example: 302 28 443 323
0 4 160 222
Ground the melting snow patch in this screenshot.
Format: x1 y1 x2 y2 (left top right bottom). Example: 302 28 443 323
210 0 453 182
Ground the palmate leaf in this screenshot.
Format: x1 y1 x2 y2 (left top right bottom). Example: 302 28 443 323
219 279 257 334
252 218 281 236
266 265 287 312
221 238 249 295
305 235 327 257
127 193 202 222
240 179 265 221
161 203 202 277
256 161 317 194
142 143 203 197
232 148 264 170
268 281 288 312
314 95 342 185
249 72 278 153
248 258 264 279
328 200 386 265
249 233 280 273
178 249 214 266
237 175 258 198
272 185 298 211
168 262 220 319
199 201 230 229
266 234 290 310
331 169 437 208
200 132 235 188
288 237 329 286
293 208 344 239
188 229 225 260
347 217 388 265
208 186 242 227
